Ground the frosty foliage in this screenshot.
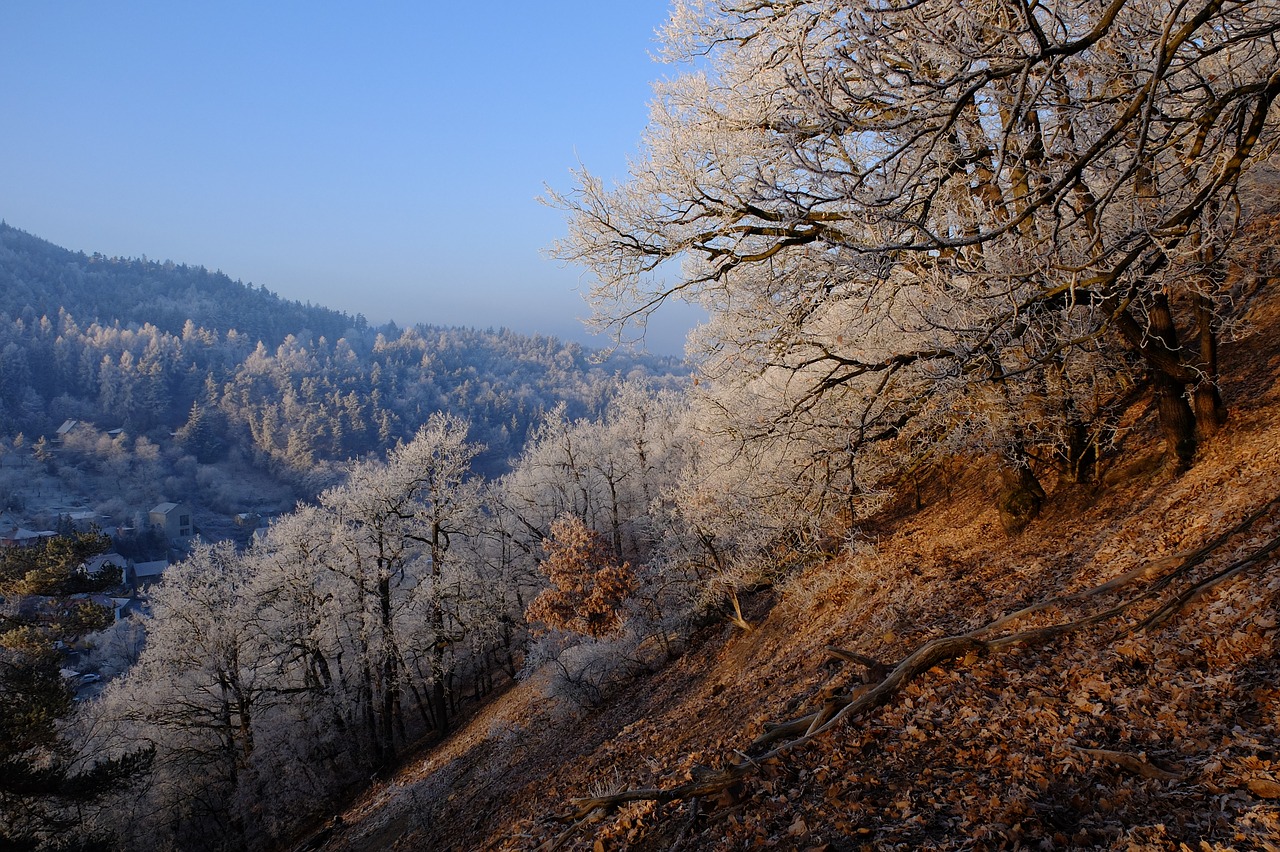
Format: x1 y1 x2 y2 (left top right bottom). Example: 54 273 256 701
52 3 1280 847
87 417 504 850
544 630 649 710
552 0 1280 483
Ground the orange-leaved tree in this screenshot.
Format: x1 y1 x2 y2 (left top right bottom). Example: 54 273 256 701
526 514 637 639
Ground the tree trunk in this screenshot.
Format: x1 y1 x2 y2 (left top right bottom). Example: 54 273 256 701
987 343 1047 530
1112 292 1202 471
377 570 400 766
361 662 384 768
1059 420 1096 485
380 653 399 761
1047 356 1095 484
406 677 433 727
1154 371 1197 472
1193 295 1227 440
431 629 450 734
1148 295 1197 471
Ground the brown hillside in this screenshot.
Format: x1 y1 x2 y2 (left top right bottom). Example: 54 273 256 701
301 295 1280 850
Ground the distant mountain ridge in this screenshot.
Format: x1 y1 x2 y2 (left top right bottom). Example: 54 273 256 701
0 221 360 346
0 221 685 480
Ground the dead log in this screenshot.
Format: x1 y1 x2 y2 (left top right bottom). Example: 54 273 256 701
565 770 747 821
1134 530 1280 632
564 635 987 819
823 646 889 681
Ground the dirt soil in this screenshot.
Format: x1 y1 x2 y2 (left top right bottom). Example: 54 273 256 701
298 294 1280 851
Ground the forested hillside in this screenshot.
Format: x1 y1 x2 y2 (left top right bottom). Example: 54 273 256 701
321 0 1278 846
311 285 1280 851
0 222 358 347
0 222 682 482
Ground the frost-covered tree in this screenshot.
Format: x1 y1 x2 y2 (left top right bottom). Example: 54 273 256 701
93 417 491 849
318 412 483 750
499 379 688 564
94 541 260 851
551 0 1280 500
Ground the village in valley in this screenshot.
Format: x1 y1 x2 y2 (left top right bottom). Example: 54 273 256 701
0 418 277 699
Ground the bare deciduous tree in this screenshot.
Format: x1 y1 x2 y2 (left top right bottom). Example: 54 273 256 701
551 0 1280 500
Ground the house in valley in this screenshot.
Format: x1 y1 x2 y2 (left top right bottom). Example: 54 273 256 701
149 502 193 542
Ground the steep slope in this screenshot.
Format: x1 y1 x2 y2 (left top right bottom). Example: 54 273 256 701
300 299 1280 850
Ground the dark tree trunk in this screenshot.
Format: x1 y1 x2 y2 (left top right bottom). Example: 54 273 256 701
428 524 451 737
1147 295 1198 471
1046 355 1095 484
379 659 399 762
430 597 450 734
377 571 400 766
361 663 383 768
1154 370 1197 472
1059 420 1097 485
1193 295 1227 440
406 677 433 726
1113 290 1206 471
500 617 518 678
986 346 1046 530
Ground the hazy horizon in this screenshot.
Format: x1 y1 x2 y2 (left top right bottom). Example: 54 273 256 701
0 2 702 356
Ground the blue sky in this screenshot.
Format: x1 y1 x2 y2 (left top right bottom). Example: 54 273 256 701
0 2 701 355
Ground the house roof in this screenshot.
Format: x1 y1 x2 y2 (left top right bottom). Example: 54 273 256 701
56 419 79 435
70 592 116 609
84 553 127 573
150 502 180 515
112 597 145 619
133 560 169 578
2 527 57 543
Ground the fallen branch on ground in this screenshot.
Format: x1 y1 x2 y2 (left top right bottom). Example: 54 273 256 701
1072 746 1183 781
556 496 1280 823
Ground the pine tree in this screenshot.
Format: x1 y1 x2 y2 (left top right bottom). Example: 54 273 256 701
0 533 152 851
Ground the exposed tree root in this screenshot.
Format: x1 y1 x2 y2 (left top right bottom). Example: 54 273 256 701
822 645 889 681
557 495 1280 824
